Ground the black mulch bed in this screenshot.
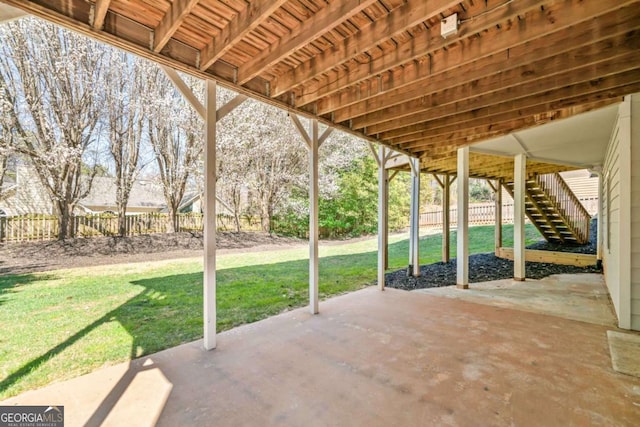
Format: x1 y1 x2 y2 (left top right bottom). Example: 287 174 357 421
385 218 601 291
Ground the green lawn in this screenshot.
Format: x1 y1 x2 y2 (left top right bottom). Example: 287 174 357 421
0 224 541 399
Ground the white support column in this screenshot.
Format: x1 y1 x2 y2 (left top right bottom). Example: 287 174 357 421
443 175 451 263
514 153 527 281
203 80 217 350
456 147 469 289
290 115 331 314
596 172 603 264
409 157 421 276
378 146 389 290
495 180 503 255
309 120 320 314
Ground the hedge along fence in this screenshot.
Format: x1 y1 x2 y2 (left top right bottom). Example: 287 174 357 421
0 212 262 243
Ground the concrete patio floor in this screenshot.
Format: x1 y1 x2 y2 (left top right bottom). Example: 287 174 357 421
415 273 618 327
3 282 640 426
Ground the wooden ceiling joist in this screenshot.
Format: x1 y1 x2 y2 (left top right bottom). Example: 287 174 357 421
2 0 639 177
236 0 379 85
153 0 201 53
328 8 640 124
91 0 111 30
359 51 639 134
199 0 289 71
299 0 634 109
394 95 626 148
269 0 461 98
367 61 640 138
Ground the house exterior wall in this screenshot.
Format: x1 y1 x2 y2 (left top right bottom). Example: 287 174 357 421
1 164 54 215
602 94 638 330
630 95 640 330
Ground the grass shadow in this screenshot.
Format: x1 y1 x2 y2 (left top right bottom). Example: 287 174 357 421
0 273 59 307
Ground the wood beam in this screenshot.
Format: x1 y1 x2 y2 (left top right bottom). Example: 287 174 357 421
326 5 640 120
351 30 640 130
318 127 333 147
372 60 640 140
92 0 111 30
161 65 205 118
153 0 199 53
395 84 637 155
270 0 461 97
397 92 631 151
199 0 289 71
216 94 247 121
300 0 637 108
433 174 444 189
360 45 640 134
395 97 625 155
237 0 378 85
290 114 311 148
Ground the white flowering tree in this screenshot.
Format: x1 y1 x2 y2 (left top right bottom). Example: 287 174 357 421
103 49 150 236
146 67 204 233
217 100 307 232
0 18 105 239
0 85 16 199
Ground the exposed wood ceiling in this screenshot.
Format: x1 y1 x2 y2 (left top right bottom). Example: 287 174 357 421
2 0 639 174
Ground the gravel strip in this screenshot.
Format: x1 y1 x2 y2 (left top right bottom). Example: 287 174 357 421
385 218 601 291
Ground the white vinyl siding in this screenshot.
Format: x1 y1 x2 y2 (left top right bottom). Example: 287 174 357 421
630 94 640 330
602 96 633 330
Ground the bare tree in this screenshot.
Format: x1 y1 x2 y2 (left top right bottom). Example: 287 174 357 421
146 67 203 233
104 50 147 236
0 19 105 239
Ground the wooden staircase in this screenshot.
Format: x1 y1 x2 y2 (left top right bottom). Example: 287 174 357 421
504 173 591 244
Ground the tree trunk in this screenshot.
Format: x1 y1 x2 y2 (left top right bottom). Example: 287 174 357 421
232 212 240 233
260 202 270 233
56 201 74 240
118 205 127 237
167 207 178 233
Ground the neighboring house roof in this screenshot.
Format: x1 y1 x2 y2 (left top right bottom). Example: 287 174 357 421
80 177 167 210
179 191 201 211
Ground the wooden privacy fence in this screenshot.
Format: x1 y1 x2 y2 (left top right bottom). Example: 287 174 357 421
420 203 515 227
420 198 596 227
0 212 262 242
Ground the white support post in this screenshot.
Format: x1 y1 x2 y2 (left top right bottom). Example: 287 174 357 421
378 146 389 290
409 157 421 276
443 175 451 263
596 172 603 263
456 148 469 289
290 116 331 314
203 80 217 350
514 153 527 281
495 179 503 256
309 120 320 314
